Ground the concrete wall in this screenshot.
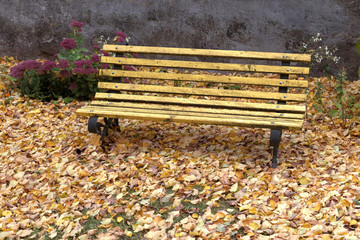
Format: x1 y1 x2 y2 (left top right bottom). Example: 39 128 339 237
1 0 359 79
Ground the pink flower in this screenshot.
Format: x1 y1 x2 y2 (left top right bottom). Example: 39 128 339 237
117 36 124 43
10 66 25 78
38 60 57 74
70 20 83 32
73 60 98 75
124 65 136 71
91 54 100 63
74 60 92 68
101 64 110 69
60 38 76 50
101 51 111 56
59 70 72 78
22 60 42 70
57 59 70 69
116 31 127 39
10 60 42 78
91 45 100 50
116 31 127 43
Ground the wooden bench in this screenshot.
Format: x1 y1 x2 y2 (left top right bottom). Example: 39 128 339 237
76 44 311 168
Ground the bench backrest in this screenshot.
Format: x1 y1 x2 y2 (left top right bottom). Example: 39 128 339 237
97 45 311 114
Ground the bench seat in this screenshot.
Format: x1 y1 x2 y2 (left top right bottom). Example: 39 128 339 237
76 44 311 168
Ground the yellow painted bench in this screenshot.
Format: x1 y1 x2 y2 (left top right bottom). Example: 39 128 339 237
76 44 311 168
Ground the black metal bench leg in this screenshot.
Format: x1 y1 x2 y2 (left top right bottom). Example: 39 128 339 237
270 129 282 168
88 117 104 134
88 117 119 144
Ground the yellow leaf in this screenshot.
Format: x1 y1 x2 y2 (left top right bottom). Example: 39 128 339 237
339 199 351 208
79 170 90 177
216 212 225 219
117 217 124 223
230 183 238 193
2 210 12 217
57 134 67 140
189 231 201 236
192 213 198 219
299 177 309 185
321 235 331 240
0 82 5 91
249 207 257 214
161 169 172 178
46 141 56 147
99 224 112 229
249 222 260 230
126 230 133 237
29 109 41 114
312 203 322 212
350 220 358 226
175 233 183 237
56 219 65 226
270 200 277 209
239 205 250 211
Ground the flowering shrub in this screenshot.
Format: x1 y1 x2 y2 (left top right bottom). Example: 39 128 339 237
301 33 340 76
10 59 69 100
10 20 130 101
304 33 360 129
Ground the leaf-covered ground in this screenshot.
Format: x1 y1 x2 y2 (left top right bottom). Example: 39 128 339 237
1 57 360 239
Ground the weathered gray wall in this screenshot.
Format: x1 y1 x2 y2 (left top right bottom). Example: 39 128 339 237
1 0 359 79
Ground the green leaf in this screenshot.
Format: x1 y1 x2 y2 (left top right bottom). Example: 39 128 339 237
63 97 73 104
334 101 342 110
78 47 89 53
329 109 338 117
354 103 360 109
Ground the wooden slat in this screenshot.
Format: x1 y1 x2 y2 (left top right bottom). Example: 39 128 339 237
102 45 312 63
90 100 305 119
97 82 307 102
101 56 310 75
76 107 303 130
100 69 308 88
82 105 304 125
94 93 306 113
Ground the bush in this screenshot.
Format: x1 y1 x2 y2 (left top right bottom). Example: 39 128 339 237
10 60 70 100
9 20 129 101
303 33 360 130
